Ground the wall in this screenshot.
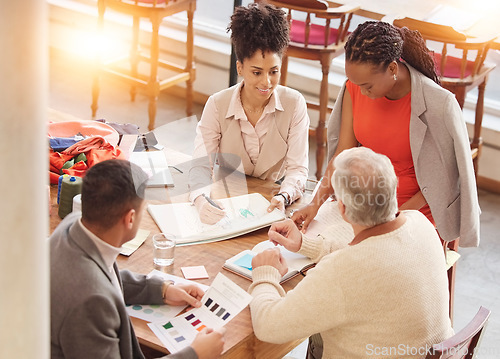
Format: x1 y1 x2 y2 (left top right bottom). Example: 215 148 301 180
0 1 50 358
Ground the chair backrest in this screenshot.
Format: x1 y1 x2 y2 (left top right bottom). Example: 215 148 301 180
263 0 359 48
425 306 491 359
393 17 495 81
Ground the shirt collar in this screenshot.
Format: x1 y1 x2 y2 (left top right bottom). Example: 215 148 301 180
78 218 122 271
349 212 406 246
226 81 284 121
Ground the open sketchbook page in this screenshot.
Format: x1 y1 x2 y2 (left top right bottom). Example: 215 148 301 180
304 200 354 246
148 193 285 245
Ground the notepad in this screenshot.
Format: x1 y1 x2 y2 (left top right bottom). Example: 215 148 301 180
147 193 286 245
129 150 174 187
120 229 149 256
224 240 316 284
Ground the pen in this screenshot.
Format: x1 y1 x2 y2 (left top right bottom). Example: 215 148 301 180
311 177 323 197
202 193 223 210
168 165 183 174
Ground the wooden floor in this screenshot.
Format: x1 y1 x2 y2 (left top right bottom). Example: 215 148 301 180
49 49 500 359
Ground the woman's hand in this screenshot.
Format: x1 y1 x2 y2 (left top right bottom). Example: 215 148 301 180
194 195 226 225
267 195 285 212
290 202 320 233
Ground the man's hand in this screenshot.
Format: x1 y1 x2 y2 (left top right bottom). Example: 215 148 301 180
268 219 303 253
251 248 288 277
191 327 226 359
162 283 204 308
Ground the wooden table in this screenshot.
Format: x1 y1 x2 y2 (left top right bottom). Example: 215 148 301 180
49 147 307 359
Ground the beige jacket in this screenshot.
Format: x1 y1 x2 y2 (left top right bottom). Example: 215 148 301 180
189 83 309 203
327 64 480 247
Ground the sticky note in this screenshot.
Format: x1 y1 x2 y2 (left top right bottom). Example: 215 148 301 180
181 266 209 280
234 253 254 270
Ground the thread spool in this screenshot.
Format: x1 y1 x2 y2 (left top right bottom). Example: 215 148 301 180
58 176 82 219
57 174 69 204
72 194 82 213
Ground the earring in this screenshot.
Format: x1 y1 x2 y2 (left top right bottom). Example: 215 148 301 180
393 74 397 81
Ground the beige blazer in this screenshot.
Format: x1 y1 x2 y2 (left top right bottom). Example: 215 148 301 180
327 64 480 247
214 85 299 181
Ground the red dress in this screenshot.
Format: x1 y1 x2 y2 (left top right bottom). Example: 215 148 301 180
346 80 433 223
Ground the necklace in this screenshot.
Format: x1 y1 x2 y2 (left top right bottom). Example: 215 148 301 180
242 104 265 114
240 94 267 114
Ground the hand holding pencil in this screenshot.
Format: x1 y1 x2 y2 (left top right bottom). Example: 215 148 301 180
194 194 226 225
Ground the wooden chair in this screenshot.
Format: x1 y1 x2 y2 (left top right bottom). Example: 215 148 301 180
426 306 491 359
91 0 196 131
257 0 359 179
393 17 497 177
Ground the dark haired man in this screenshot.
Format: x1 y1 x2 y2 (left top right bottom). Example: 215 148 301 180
50 159 225 359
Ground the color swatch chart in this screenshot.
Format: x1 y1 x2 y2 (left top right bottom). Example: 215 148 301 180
126 270 209 323
149 273 252 354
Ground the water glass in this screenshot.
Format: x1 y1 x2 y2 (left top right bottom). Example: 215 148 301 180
153 233 176 267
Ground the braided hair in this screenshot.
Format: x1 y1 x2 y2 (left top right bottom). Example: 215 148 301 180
345 21 439 84
227 3 289 63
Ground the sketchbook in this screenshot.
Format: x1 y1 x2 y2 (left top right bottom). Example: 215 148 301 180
147 193 286 245
223 200 354 283
223 240 316 284
129 150 174 187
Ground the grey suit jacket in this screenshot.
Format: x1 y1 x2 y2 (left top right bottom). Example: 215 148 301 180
327 64 480 247
50 212 198 359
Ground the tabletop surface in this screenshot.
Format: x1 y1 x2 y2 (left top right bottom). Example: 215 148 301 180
49 146 308 358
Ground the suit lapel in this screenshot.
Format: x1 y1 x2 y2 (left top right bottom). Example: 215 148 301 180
220 119 254 173
407 64 428 166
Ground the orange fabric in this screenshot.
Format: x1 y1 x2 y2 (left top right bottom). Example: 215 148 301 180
346 80 433 223
62 136 111 156
85 147 125 168
62 161 89 178
48 135 125 184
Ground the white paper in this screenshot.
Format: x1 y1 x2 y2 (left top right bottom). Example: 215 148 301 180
126 270 209 323
129 151 174 187
148 273 252 353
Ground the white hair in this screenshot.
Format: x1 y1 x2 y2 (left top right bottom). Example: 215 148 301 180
332 147 398 227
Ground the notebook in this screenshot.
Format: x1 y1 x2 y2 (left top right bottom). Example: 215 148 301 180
129 150 174 187
147 193 286 245
223 240 315 284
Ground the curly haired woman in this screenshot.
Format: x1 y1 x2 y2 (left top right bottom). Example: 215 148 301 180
292 21 480 248
189 3 309 224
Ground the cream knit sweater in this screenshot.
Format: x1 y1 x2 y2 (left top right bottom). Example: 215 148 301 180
249 210 453 358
